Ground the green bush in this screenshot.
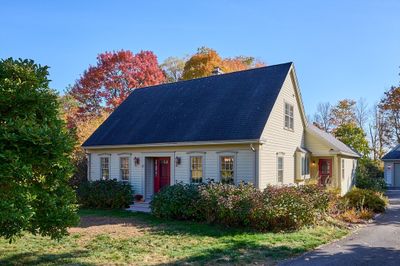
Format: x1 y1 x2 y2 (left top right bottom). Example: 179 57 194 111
197 182 258 226
356 176 387 192
77 180 133 209
355 159 386 192
150 183 201 220
151 182 330 231
344 188 388 213
249 185 329 231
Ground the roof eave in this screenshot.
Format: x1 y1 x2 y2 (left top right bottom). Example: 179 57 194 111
83 139 261 150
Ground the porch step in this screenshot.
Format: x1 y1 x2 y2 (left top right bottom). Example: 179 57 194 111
126 201 151 213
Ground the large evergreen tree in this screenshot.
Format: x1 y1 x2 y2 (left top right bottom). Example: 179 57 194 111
0 58 79 241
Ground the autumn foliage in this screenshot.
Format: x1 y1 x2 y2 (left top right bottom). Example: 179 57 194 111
182 47 264 80
70 50 165 120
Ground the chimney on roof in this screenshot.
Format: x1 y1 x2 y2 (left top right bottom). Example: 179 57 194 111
212 66 224 75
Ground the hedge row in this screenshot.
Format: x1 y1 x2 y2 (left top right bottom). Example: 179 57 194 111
150 183 330 231
77 180 133 209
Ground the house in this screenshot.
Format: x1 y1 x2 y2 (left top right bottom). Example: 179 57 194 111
83 62 360 198
382 145 400 187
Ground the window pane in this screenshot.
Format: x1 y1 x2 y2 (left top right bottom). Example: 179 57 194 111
277 156 283 182
101 157 109 180
220 156 234 184
191 156 203 183
120 157 129 181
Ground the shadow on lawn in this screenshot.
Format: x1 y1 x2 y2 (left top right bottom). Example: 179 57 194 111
279 245 400 266
78 209 277 238
159 238 306 265
0 250 94 266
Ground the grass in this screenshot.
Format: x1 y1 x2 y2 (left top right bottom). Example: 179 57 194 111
0 209 349 265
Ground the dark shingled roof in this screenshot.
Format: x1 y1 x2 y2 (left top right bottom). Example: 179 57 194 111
382 147 400 160
83 62 292 147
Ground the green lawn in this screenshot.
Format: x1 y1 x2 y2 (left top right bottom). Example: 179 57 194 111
0 209 349 265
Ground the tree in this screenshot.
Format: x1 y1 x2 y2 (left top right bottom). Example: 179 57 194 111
380 85 400 143
70 50 165 120
333 123 370 157
330 99 357 127
369 104 392 160
181 47 265 80
0 58 79 241
222 56 265 72
160 56 187 82
313 102 332 132
355 98 369 130
59 94 110 187
182 47 224 80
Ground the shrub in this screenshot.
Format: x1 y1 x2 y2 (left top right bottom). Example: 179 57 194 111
355 176 387 192
344 188 388 213
249 185 329 231
339 208 360 223
355 158 386 192
151 182 330 231
150 183 201 220
77 180 133 209
197 182 258 226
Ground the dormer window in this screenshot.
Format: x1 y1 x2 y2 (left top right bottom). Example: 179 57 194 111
284 102 294 130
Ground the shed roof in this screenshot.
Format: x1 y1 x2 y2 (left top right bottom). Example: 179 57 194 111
382 145 400 160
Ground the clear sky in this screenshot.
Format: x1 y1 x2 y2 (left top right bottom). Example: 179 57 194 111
1 0 399 115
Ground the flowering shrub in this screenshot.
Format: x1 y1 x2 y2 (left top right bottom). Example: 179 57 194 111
197 182 258 226
249 185 329 231
151 182 330 231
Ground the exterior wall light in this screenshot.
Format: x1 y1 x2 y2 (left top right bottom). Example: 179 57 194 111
134 157 140 166
175 157 181 166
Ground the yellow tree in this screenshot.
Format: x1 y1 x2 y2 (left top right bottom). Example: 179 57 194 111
182 47 224 80
182 47 265 80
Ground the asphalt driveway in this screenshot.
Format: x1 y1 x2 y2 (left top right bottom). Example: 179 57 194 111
280 189 400 266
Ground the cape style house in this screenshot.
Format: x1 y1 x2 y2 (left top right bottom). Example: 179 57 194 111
83 62 360 199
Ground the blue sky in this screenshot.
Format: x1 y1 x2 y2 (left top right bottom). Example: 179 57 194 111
1 0 399 115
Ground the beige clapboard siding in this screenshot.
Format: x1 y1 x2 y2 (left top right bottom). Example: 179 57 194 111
305 132 331 155
88 144 256 195
339 156 357 195
259 70 305 188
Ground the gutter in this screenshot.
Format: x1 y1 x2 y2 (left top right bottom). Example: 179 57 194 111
83 139 262 150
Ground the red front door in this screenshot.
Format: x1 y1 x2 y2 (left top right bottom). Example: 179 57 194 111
154 157 170 193
318 159 332 185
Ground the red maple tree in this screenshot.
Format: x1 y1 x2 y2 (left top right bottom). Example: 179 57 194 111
70 50 165 119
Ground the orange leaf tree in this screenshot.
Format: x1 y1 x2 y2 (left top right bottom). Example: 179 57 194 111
182 47 265 80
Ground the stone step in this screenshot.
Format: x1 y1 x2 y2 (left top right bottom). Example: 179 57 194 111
126 202 151 213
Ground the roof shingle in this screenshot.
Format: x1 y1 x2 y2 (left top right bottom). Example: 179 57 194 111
83 63 292 147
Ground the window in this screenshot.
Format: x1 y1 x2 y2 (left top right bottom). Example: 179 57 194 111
284 102 294 130
277 156 284 183
341 159 345 179
220 156 234 184
120 157 130 181
100 157 110 180
190 156 203 184
301 155 310 175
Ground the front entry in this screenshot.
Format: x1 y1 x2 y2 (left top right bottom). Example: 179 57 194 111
154 157 170 193
319 159 332 185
